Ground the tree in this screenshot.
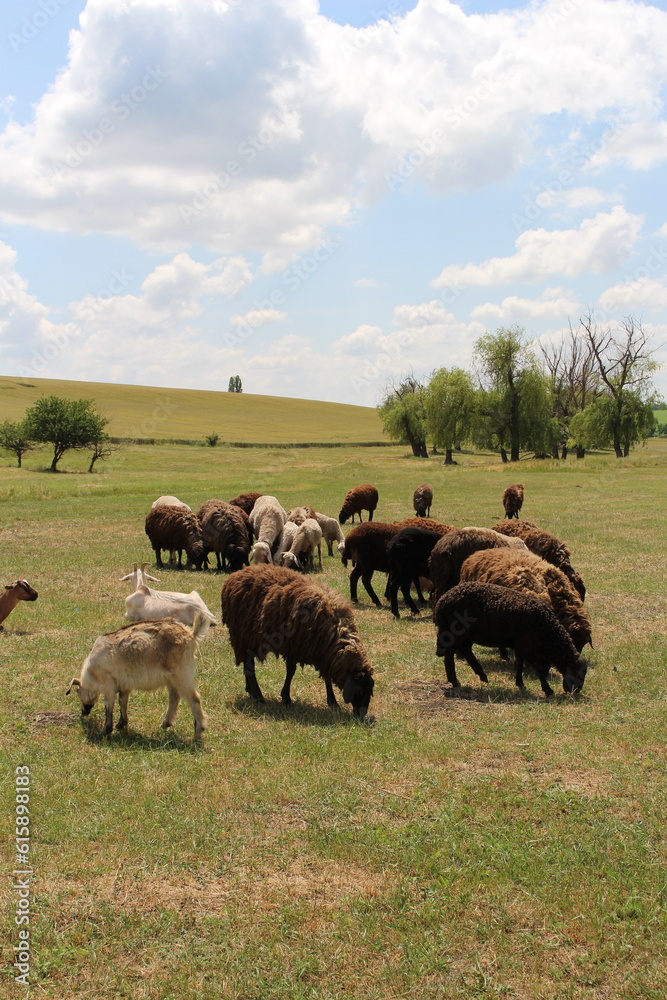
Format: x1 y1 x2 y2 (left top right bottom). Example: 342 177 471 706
569 391 657 456
473 327 554 462
580 314 660 457
228 375 243 393
24 396 108 471
540 324 599 458
0 420 35 468
379 375 429 457
87 430 116 473
425 367 478 465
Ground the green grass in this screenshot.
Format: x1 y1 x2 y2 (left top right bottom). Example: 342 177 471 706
1 435 666 999
0 375 384 444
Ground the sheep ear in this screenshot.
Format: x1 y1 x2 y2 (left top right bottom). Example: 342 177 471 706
66 678 81 696
342 676 356 704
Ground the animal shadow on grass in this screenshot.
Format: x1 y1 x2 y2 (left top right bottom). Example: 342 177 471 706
412 655 589 707
78 715 204 752
231 695 371 728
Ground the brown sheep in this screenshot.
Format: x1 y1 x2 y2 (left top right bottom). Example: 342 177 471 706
197 499 251 572
229 492 263 516
221 565 374 717
502 484 524 519
492 520 586 600
428 527 527 603
460 548 592 651
338 484 379 524
145 506 206 570
413 483 434 518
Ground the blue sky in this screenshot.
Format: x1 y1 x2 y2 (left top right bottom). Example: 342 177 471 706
1 0 666 406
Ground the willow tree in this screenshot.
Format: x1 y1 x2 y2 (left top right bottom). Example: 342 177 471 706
379 376 429 458
425 367 478 464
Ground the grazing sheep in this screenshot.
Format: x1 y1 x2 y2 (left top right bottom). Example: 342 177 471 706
339 484 379 524
249 496 287 564
66 615 209 739
221 565 374 717
502 484 524 519
145 505 206 570
121 563 218 636
342 519 455 606
433 582 588 696
273 521 300 564
413 483 434 518
492 520 586 600
314 511 346 557
386 526 442 618
428 527 527 603
280 518 323 572
286 505 317 525
151 495 192 511
229 492 263 516
460 548 592 651
197 499 251 572
0 580 38 631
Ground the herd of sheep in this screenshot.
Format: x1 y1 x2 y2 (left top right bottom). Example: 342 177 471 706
7 480 591 740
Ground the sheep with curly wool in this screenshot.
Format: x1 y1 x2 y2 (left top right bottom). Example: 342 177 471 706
145 505 206 570
433 582 588 696
413 483 434 518
492 520 586 600
221 564 374 717
428 527 527 604
280 518 323 572
197 499 251 572
460 547 592 652
502 484 524 519
386 526 442 618
286 505 317 525
314 512 346 557
339 484 378 524
249 495 287 564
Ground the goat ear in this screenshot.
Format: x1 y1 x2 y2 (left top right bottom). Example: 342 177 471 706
141 562 159 582
65 678 81 696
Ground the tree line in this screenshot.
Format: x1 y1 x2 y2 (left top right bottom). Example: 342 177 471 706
379 316 662 462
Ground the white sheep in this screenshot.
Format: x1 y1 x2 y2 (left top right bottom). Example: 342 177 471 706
273 521 300 564
66 615 209 739
120 563 218 635
280 518 323 571
151 495 191 510
249 496 286 564
314 512 345 557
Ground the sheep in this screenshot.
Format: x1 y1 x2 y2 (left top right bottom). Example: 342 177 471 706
502 484 524 519
120 563 218 635
273 521 300 564
145 505 206 570
249 495 287 564
338 484 379 524
66 615 209 739
413 483 434 518
428 527 527 604
0 580 38 631
151 495 191 511
228 492 263 516
197 499 251 572
342 519 455 607
280 518 323 572
460 548 592 652
433 582 588 696
492 520 586 600
220 564 374 717
386 526 442 618
286 505 317 525
314 511 345 557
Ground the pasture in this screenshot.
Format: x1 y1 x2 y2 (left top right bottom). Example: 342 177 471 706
1 435 666 999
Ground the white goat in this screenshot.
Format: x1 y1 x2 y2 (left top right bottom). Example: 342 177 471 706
120 563 217 635
314 512 346 557
249 496 286 564
66 616 208 739
280 518 323 571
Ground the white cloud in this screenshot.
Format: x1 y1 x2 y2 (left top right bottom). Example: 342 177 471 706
471 288 580 322
598 276 667 314
587 120 667 171
432 207 643 288
229 307 287 328
354 277 380 287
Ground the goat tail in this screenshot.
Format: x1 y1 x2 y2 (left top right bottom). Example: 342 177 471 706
191 611 209 645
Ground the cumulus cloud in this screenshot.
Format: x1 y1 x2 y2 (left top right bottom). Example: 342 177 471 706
598 276 667 314
432 207 643 288
471 288 581 322
0 0 665 263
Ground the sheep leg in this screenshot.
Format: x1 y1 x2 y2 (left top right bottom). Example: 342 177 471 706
368 509 374 521
325 679 340 709
162 687 180 728
443 650 461 688
326 540 334 557
280 660 297 706
514 653 525 688
116 691 130 730
461 643 489 683
349 565 362 602
401 573 420 615
499 646 510 661
181 687 206 739
102 695 115 736
361 571 382 607
413 576 426 605
532 659 554 697
317 543 322 571
387 572 401 619
243 653 264 702
154 546 164 569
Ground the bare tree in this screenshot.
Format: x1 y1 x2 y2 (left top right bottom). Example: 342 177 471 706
540 324 599 458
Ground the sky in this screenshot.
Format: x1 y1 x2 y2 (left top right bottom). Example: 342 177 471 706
1 0 667 408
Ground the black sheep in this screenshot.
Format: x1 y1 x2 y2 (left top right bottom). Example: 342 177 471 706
386 526 442 618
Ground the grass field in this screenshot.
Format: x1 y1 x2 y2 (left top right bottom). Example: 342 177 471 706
1 433 666 999
0 376 384 444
